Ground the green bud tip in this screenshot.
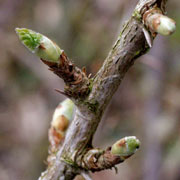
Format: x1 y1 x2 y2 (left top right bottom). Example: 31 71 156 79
157 15 176 36
15 28 62 62
58 98 75 121
111 136 140 156
51 99 75 131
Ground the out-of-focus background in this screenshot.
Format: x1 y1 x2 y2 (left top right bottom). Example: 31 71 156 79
0 0 180 180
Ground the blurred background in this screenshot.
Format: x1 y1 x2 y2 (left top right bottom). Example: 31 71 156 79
0 0 180 180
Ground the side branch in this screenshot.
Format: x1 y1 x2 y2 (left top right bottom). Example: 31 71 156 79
16 28 90 100
42 52 90 99
77 137 140 172
15 0 175 179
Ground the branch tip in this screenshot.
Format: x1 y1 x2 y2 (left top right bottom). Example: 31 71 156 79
15 28 62 62
111 136 140 156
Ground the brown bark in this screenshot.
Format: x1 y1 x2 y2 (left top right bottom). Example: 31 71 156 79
38 0 170 179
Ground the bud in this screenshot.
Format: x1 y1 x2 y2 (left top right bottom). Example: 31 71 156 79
111 136 140 156
155 15 176 36
143 9 176 36
51 98 75 133
15 28 62 62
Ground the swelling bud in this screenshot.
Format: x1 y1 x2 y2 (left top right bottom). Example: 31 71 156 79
143 8 176 36
155 15 176 36
15 28 62 62
51 98 75 133
111 136 140 156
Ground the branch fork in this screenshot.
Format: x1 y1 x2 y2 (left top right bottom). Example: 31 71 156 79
15 0 176 179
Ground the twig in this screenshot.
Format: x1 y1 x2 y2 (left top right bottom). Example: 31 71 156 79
15 0 175 179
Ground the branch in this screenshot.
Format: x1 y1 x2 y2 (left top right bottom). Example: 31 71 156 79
77 137 140 172
15 0 175 179
59 0 175 168
15 28 90 99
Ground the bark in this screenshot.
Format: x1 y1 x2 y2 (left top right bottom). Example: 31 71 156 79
38 0 170 179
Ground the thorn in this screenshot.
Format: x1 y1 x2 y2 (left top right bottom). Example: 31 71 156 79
70 75 83 85
69 64 74 72
55 89 68 96
43 160 48 165
48 68 54 71
113 166 118 174
59 52 66 66
82 67 87 74
88 73 92 78
142 27 153 48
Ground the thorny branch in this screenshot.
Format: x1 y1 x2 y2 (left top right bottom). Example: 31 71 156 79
15 0 175 180
42 52 90 99
38 0 175 179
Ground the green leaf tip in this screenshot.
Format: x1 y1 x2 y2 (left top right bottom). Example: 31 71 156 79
15 28 42 52
15 28 62 63
111 136 140 156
